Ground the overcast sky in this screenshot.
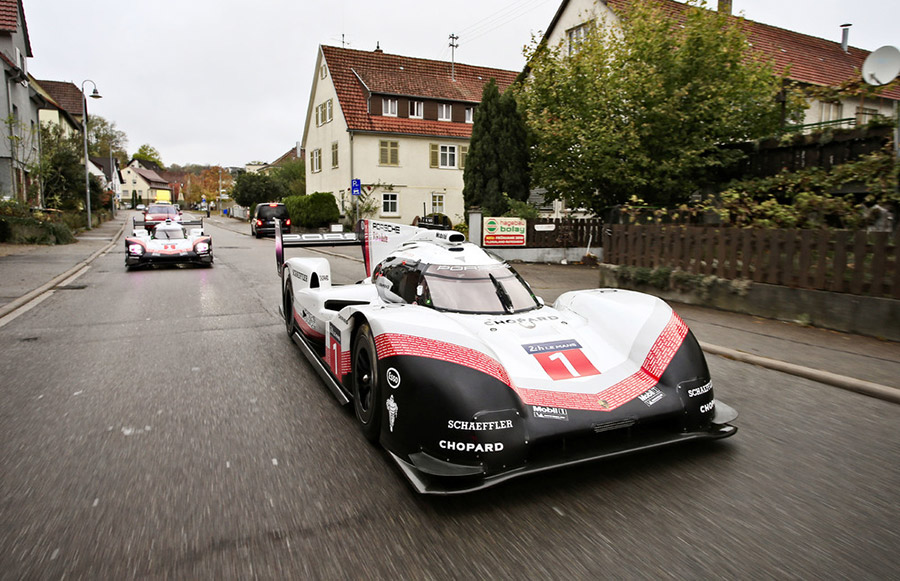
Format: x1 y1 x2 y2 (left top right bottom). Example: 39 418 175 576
24 0 898 168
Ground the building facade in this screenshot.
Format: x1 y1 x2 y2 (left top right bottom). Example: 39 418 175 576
0 0 41 202
303 45 518 226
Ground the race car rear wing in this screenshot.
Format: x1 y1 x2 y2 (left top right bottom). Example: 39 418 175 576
133 215 203 227
275 218 465 278
275 219 360 277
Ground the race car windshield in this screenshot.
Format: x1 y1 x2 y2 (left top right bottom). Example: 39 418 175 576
423 265 539 314
154 228 185 240
147 205 177 215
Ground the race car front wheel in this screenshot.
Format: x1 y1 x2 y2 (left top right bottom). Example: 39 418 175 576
352 323 382 442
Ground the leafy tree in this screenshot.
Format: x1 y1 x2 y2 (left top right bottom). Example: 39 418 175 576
132 143 164 168
196 166 233 203
518 0 801 214
231 171 285 208
87 116 128 165
270 158 306 196
32 124 89 210
463 79 531 216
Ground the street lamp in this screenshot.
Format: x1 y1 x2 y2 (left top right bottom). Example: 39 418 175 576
81 80 102 230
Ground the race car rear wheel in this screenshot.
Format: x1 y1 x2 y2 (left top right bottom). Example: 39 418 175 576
352 323 381 442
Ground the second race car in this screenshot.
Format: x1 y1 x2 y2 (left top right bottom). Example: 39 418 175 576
276 219 737 494
125 218 213 268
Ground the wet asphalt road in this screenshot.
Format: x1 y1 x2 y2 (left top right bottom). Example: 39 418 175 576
1 219 897 579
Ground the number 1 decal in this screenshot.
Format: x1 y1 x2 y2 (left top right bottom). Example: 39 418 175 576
548 352 581 377
523 340 601 381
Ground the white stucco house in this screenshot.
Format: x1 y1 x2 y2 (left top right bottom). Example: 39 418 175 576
302 45 519 226
541 0 899 131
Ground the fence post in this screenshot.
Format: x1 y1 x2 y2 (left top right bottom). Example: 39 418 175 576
467 208 482 246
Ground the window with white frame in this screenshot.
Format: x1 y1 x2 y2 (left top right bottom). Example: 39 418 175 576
409 100 424 118
311 149 322 173
438 103 452 121
465 107 474 123
331 142 339 168
856 106 879 125
820 101 842 123
439 144 457 168
382 98 398 117
431 193 445 214
379 140 399 166
567 23 591 55
382 192 398 215
316 99 334 126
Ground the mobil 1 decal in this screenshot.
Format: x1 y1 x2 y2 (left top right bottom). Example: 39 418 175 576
522 339 600 381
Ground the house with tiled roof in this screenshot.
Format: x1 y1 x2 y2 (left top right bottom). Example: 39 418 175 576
303 45 519 224
30 77 82 138
120 163 172 206
34 79 85 122
260 144 303 175
541 0 899 131
0 0 43 202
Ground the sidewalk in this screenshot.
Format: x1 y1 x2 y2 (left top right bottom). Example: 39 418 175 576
0 212 128 314
2 213 898 398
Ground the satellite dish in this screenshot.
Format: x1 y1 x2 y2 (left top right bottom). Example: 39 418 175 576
862 45 900 86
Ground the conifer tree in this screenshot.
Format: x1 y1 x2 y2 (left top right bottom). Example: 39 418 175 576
464 79 531 216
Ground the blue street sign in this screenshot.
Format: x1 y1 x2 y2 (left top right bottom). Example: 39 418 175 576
351 179 361 196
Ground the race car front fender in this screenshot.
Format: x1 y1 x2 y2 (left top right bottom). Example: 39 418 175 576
374 353 529 477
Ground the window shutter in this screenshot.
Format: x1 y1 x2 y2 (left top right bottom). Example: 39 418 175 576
460 145 468 169
380 142 388 165
430 144 439 168
391 144 399 166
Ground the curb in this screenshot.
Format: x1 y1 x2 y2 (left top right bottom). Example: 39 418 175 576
0 219 127 320
700 342 900 405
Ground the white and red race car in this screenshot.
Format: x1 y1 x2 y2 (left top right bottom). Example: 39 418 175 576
276 219 737 494
125 219 213 268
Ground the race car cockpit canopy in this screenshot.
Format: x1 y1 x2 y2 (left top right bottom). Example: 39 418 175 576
374 256 540 315
153 223 186 240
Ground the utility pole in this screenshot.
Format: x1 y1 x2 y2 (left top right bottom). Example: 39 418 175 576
449 34 459 81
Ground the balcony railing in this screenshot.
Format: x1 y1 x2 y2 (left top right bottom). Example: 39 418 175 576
782 117 857 133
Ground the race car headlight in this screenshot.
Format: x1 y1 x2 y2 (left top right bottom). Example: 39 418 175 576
128 244 144 255
195 242 209 253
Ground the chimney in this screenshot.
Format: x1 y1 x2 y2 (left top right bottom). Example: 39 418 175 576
840 24 851 53
717 0 732 14
374 41 383 54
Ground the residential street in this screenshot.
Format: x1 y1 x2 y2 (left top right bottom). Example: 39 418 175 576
0 213 897 579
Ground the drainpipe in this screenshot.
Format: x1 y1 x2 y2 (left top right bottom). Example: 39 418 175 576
5 76 16 201
841 24 851 53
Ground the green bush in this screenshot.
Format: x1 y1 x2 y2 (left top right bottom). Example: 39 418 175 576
284 193 340 229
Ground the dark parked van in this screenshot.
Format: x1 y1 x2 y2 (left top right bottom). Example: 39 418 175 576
252 203 291 238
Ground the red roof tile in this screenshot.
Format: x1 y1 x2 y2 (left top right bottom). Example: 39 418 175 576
601 0 900 99
0 0 18 33
321 45 519 138
36 80 85 116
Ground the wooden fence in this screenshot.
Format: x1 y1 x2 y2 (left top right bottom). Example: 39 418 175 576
603 225 900 299
525 218 604 249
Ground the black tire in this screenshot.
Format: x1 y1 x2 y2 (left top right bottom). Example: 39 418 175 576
352 323 382 442
283 281 295 337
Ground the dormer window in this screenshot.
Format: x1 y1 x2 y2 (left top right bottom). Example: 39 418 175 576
409 100 424 119
383 98 398 117
465 107 474 123
438 103 452 121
